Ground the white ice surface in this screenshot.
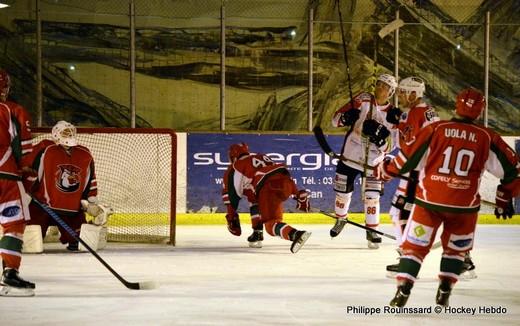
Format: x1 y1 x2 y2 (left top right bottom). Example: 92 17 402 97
1 225 519 325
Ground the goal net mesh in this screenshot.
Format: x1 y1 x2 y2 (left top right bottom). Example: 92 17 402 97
32 128 176 245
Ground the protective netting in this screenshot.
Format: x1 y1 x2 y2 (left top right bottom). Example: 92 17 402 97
32 128 177 245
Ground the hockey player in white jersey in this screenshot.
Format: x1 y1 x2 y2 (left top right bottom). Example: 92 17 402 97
330 73 397 249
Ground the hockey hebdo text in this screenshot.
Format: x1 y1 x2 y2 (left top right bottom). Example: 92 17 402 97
345 305 508 316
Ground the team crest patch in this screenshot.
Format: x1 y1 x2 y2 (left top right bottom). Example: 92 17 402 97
55 164 82 193
424 108 438 121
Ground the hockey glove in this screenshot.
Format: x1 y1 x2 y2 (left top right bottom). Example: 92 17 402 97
340 109 360 127
81 199 113 226
362 119 390 147
295 190 310 212
225 212 241 236
386 107 403 125
494 185 514 219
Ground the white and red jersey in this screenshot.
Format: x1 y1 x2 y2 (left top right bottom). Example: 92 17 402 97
387 119 520 212
0 100 33 179
31 142 97 215
332 92 396 171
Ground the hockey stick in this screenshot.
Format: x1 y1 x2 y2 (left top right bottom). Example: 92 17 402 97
378 18 404 39
317 209 396 240
31 198 156 290
335 0 354 104
313 126 416 181
313 126 376 171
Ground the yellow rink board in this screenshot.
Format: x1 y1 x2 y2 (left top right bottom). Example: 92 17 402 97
106 213 520 226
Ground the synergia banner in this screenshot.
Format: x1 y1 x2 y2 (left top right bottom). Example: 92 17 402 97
187 133 399 213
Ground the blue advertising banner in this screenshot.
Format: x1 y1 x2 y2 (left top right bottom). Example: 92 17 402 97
187 133 399 213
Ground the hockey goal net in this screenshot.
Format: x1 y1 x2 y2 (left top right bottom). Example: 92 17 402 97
31 128 177 245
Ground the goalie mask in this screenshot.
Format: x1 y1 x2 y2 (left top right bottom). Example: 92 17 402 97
377 74 398 98
229 142 249 162
52 120 78 147
455 88 485 120
0 69 11 101
398 76 425 98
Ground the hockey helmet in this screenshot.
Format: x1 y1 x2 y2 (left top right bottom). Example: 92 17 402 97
455 88 485 120
228 142 249 162
0 69 11 101
377 74 398 98
52 120 78 147
398 76 425 98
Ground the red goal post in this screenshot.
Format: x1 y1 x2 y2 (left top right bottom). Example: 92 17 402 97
31 128 177 246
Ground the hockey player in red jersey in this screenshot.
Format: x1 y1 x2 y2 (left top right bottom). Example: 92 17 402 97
224 143 311 253
330 73 397 248
384 77 440 275
222 159 264 248
0 69 36 296
26 121 111 251
376 88 520 307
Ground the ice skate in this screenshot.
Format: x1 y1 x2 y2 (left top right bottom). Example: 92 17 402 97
389 281 413 307
460 252 477 279
67 241 79 252
366 231 382 249
329 219 347 238
435 279 452 307
386 249 402 278
247 230 263 248
0 268 35 297
290 230 311 254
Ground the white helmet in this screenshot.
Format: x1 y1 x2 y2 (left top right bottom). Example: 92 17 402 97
399 76 425 98
51 120 77 147
377 74 398 98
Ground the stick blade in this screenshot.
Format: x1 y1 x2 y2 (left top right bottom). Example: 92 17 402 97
125 281 158 290
378 18 404 38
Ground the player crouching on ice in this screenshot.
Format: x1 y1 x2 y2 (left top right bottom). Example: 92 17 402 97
222 143 311 253
24 121 112 253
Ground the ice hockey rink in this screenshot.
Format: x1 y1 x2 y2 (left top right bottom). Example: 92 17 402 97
1 224 519 325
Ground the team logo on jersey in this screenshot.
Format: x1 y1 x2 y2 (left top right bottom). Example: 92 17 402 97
55 164 82 193
424 108 438 121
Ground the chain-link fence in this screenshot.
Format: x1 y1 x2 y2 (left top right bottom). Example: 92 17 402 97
0 0 518 134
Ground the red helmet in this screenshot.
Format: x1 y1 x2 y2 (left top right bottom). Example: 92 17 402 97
229 142 249 162
455 88 485 120
0 69 11 101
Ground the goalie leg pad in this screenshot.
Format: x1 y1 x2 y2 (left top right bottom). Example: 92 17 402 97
78 224 107 252
22 225 43 254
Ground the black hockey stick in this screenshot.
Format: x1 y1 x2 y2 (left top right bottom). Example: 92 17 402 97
335 0 354 103
313 126 414 181
32 198 156 290
313 126 377 171
316 209 396 240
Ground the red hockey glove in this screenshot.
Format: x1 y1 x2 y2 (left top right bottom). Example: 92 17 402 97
295 190 310 212
494 185 514 219
225 212 241 236
374 158 393 182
